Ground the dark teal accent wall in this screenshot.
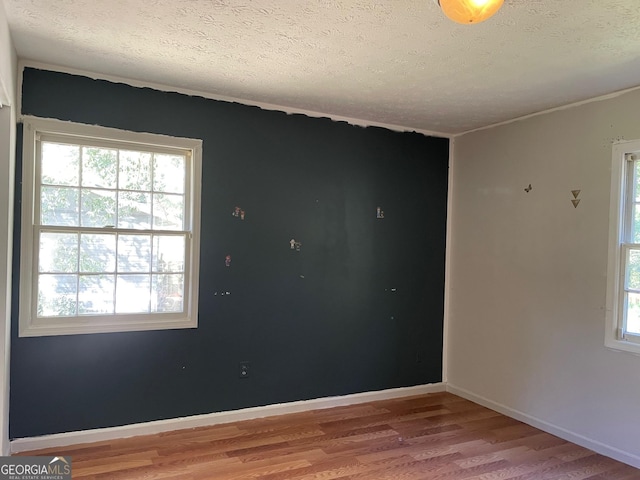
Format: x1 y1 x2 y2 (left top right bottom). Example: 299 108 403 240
10 68 448 438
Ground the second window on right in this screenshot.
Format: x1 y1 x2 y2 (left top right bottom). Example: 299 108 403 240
607 140 640 353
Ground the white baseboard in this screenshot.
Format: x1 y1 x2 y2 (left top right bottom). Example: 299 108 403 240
446 384 640 470
10 383 445 453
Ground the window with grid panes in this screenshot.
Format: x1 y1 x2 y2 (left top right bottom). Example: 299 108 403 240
606 140 640 353
19 117 202 336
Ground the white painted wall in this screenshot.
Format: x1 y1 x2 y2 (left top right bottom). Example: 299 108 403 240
0 0 17 457
447 89 640 468
0 1 14 105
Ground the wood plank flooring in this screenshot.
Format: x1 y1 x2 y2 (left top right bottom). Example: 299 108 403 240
16 392 640 479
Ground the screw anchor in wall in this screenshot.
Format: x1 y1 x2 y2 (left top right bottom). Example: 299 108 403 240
232 206 245 220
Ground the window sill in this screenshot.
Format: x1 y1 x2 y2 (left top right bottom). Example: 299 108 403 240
19 316 197 337
605 337 640 356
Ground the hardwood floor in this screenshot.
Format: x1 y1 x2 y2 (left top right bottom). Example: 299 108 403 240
17 392 639 479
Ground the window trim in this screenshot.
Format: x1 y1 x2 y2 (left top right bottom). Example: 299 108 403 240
606 139 640 354
18 117 202 337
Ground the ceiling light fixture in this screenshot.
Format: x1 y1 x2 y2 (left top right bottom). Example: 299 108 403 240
435 0 504 24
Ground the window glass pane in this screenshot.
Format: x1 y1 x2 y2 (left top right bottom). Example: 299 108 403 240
119 150 152 191
627 249 640 290
80 234 116 273
116 275 150 313
38 274 77 317
626 292 640 335
153 236 185 272
82 147 117 188
118 191 151 229
117 235 151 272
152 274 184 312
153 193 184 230
81 189 117 227
41 142 79 186
153 154 185 194
79 275 115 314
635 161 640 202
39 232 78 273
633 205 640 243
41 186 79 226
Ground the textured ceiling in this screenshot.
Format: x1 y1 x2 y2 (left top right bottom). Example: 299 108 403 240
3 0 640 134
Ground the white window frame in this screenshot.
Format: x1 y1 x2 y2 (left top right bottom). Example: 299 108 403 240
18 117 202 337
606 139 640 354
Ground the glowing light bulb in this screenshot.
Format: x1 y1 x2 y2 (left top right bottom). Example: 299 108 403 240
439 0 504 24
